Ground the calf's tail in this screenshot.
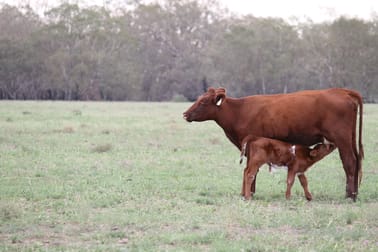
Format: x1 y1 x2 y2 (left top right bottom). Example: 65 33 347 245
240 142 247 164
239 135 259 164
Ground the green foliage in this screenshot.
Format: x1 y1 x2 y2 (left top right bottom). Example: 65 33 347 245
1 2 378 101
0 101 377 251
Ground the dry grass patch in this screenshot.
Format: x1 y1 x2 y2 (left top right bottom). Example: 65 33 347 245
92 143 113 153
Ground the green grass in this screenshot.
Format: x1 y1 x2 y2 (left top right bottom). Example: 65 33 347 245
0 101 377 251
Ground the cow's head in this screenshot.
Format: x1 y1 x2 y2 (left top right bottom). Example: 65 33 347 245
183 87 226 122
309 143 336 160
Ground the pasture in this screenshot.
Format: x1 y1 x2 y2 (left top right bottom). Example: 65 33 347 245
0 101 377 251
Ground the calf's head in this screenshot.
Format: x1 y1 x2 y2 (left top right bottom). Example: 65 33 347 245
309 143 336 161
183 87 226 122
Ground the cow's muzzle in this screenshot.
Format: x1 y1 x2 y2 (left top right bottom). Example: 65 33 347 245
183 112 192 122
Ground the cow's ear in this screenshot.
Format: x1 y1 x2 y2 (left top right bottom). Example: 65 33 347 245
215 96 224 106
207 87 216 94
215 88 226 106
309 149 318 157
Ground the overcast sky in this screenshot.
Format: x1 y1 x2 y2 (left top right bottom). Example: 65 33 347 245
221 0 378 22
2 0 378 22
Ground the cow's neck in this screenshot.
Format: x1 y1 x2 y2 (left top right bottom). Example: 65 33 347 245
214 98 246 150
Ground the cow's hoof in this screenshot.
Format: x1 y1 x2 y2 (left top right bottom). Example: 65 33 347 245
345 191 357 202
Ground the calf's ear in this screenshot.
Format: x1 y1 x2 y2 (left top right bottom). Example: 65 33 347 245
309 149 318 157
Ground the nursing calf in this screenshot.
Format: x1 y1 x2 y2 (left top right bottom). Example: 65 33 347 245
240 135 336 200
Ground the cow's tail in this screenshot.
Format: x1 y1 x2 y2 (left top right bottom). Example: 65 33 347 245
357 93 364 186
240 135 258 164
348 89 364 186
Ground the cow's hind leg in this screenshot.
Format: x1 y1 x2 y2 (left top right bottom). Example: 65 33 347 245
338 143 358 201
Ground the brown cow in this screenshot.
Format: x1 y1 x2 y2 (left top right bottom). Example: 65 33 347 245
239 135 336 200
183 87 363 200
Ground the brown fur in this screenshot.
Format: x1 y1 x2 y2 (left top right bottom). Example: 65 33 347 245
240 135 336 200
183 87 363 200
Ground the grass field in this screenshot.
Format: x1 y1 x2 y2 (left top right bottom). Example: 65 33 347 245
0 101 377 251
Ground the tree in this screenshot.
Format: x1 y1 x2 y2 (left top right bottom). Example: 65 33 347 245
0 1 377 101
207 16 302 96
0 4 42 99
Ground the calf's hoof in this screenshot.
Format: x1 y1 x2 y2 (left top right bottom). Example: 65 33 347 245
285 193 291 200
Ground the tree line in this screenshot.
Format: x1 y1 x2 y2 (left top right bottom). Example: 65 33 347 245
1 0 377 101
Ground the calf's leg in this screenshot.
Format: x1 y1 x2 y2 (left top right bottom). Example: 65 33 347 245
241 167 248 197
286 170 296 200
241 165 259 197
297 174 312 201
250 172 258 194
243 164 260 200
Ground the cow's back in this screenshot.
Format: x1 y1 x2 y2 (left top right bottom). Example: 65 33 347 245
234 88 358 146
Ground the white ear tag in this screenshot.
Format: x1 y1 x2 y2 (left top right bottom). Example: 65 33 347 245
216 98 222 106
